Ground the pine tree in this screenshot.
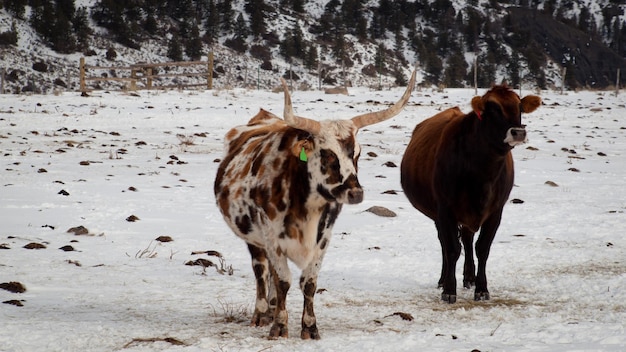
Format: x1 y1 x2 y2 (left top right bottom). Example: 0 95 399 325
0 21 19 46
185 22 203 60
233 13 248 40
245 0 267 38
443 45 468 88
219 0 235 34
167 34 184 61
73 6 92 51
475 51 496 88
331 27 346 63
506 52 521 88
304 44 318 70
204 0 219 44
318 0 340 41
51 8 76 53
424 51 443 85
5 0 28 20
374 43 386 73
279 22 305 62
292 0 305 13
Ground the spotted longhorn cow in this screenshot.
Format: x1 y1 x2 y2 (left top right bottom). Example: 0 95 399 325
214 71 416 339
400 85 541 303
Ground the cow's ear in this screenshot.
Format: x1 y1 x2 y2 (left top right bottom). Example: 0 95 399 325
291 139 313 159
471 96 484 113
521 95 541 113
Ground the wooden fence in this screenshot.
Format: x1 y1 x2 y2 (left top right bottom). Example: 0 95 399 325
79 53 213 94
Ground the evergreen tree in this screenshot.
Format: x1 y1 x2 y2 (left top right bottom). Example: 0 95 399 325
370 0 393 39
91 0 140 49
424 51 443 85
619 21 626 57
280 22 305 62
30 0 54 43
317 0 340 41
0 21 19 46
204 0 219 44
474 51 497 88
331 25 346 63
73 6 92 51
167 34 184 61
168 0 194 21
577 6 595 35
144 12 158 35
341 0 366 38
443 46 467 87
464 7 482 52
51 8 76 53
374 43 386 73
304 44 318 70
394 27 405 61
30 0 78 53
219 0 235 34
506 52 521 88
292 0 305 13
185 22 203 60
233 13 249 40
245 0 267 38
317 11 333 42
5 0 27 20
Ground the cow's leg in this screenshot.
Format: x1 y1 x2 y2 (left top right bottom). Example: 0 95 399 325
247 244 273 327
299 271 320 340
461 226 476 289
437 244 445 288
436 206 461 303
267 252 291 339
474 211 503 301
299 244 330 340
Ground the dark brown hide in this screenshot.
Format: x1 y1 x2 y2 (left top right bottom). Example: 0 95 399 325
400 85 541 303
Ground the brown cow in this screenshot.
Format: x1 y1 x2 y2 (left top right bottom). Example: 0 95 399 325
215 71 416 339
400 85 541 303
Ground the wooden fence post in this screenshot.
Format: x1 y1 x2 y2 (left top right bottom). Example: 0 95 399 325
79 57 86 94
561 67 566 94
146 67 153 90
207 52 213 90
1 68 5 94
130 68 137 90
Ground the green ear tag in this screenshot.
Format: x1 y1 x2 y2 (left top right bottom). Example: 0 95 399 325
299 147 308 162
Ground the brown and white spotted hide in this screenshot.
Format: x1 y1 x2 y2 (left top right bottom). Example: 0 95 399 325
214 70 416 340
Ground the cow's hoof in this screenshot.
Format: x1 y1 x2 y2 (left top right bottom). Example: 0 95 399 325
441 293 457 304
250 311 273 327
474 291 490 301
269 323 288 339
463 279 475 289
301 325 320 340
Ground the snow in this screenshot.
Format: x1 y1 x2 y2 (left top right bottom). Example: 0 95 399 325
1 85 625 352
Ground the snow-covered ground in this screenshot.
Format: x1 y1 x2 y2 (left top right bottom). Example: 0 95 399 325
1 85 624 352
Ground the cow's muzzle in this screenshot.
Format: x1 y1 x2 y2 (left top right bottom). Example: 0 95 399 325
331 174 364 204
503 127 527 146
347 188 364 204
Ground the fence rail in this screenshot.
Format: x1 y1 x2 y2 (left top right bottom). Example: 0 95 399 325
79 54 214 94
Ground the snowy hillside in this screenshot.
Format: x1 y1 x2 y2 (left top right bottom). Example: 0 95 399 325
1 0 626 94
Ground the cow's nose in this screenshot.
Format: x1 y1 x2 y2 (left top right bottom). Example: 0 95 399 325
347 188 364 204
510 127 526 141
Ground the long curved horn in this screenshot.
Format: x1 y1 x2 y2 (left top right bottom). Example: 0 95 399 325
281 78 321 135
351 69 417 129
